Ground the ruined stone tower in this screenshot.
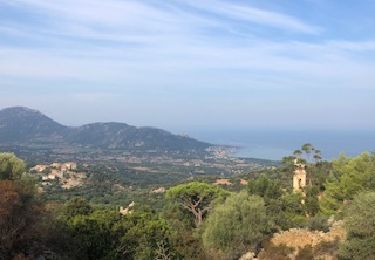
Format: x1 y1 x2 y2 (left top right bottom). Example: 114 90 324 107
293 158 307 192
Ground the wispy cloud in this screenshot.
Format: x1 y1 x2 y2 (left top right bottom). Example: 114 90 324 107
0 0 374 128
2 0 320 45
326 40 375 51
184 0 321 34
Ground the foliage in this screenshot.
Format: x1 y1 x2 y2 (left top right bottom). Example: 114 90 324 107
307 162 332 191
301 143 314 163
162 201 206 259
63 197 94 218
247 176 282 201
0 153 48 259
115 211 173 260
3 147 375 259
64 210 118 259
166 182 229 227
301 143 314 154
281 156 298 172
276 192 307 230
202 192 273 259
56 204 176 260
0 152 26 180
0 180 37 258
307 214 329 232
320 153 375 215
305 185 320 216
293 150 302 158
339 192 375 259
246 175 308 231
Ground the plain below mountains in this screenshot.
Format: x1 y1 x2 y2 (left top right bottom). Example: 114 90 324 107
0 107 210 152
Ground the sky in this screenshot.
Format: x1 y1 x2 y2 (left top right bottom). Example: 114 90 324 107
0 0 375 132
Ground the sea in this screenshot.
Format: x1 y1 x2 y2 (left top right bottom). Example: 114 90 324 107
185 129 375 161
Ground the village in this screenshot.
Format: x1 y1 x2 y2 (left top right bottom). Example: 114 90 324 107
29 162 88 190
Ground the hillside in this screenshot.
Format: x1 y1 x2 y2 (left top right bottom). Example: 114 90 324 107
0 107 66 142
0 107 210 152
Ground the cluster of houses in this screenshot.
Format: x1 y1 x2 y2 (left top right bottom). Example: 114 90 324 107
30 162 87 189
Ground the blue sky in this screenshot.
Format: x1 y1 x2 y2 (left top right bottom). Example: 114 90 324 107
0 0 375 131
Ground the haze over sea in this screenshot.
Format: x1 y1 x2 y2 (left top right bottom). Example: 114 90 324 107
184 128 375 160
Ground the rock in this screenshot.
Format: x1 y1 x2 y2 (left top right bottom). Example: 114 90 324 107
239 252 255 260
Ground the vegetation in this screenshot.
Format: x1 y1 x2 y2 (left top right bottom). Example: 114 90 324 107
1 146 375 259
0 152 25 180
339 192 375 259
320 152 375 215
0 153 43 259
166 182 228 227
59 205 173 259
202 192 272 259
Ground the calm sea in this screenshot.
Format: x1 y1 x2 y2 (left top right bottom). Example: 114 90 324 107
185 129 375 160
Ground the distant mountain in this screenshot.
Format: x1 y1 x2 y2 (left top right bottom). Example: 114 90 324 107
0 107 66 142
0 107 210 152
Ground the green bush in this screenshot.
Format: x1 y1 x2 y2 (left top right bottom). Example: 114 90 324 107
202 192 273 259
308 215 329 232
339 192 375 259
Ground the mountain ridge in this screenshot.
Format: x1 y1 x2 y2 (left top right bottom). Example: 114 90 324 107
0 107 210 152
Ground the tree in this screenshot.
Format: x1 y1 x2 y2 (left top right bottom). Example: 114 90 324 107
155 240 174 260
0 154 43 259
63 197 93 218
58 205 174 260
113 210 174 260
247 176 282 201
320 153 375 215
308 214 329 232
301 143 314 154
281 156 296 171
0 180 25 257
340 192 375 259
307 161 332 191
202 192 272 259
293 150 302 159
313 150 322 164
305 186 320 216
278 192 307 230
301 143 315 163
165 182 228 227
163 201 206 259
63 211 116 259
0 152 25 180
247 175 283 230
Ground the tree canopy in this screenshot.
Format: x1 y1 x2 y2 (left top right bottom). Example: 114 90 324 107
202 192 272 259
2 147 375 259
247 176 282 201
0 153 42 259
320 153 375 215
165 182 228 227
340 192 375 259
0 152 25 180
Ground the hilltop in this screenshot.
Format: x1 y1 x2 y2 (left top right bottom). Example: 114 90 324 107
0 107 276 186
0 107 210 152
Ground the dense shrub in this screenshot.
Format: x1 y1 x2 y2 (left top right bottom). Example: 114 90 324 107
202 192 273 259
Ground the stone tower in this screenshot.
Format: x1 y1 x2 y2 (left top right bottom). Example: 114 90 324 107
293 158 307 192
